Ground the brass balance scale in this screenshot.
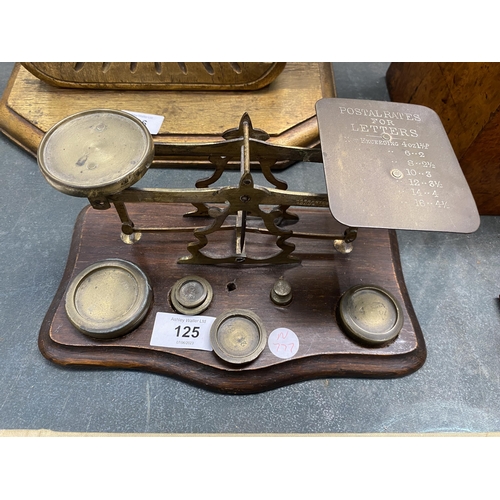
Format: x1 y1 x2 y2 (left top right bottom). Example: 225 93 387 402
37 98 480 394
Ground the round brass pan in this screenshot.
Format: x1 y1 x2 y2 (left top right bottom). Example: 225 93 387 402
37 109 154 198
65 259 152 339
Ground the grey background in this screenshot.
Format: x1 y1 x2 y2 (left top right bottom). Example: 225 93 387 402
1 61 499 434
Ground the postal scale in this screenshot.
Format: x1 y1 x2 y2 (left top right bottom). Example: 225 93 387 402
36 98 480 394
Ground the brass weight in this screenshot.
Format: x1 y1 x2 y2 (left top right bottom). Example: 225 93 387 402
65 259 152 339
337 284 403 346
170 276 213 315
210 309 267 364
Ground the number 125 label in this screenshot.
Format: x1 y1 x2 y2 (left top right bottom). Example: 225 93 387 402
150 312 215 351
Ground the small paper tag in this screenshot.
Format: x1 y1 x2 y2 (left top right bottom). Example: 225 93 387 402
150 312 215 351
122 110 164 135
268 328 300 359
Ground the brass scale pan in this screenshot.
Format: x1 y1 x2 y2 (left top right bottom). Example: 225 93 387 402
37 108 154 198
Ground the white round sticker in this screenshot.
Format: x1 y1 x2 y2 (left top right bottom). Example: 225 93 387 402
268 328 299 359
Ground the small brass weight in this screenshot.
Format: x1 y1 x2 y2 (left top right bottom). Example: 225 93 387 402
37 100 480 367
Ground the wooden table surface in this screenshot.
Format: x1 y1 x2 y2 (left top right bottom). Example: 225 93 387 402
1 62 499 435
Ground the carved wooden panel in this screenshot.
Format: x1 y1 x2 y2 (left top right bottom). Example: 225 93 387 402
22 62 286 90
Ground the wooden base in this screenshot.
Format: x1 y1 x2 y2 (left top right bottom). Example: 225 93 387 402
0 63 335 169
386 62 500 215
39 204 426 394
